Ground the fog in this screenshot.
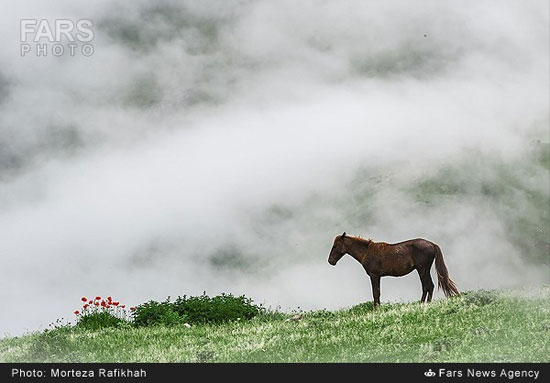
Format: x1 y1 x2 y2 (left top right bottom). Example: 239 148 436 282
0 0 548 335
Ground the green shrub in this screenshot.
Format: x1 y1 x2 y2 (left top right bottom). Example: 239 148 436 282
132 300 185 327
76 311 125 330
173 293 263 324
132 293 263 327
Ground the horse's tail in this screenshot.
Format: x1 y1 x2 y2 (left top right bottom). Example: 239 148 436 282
433 243 460 298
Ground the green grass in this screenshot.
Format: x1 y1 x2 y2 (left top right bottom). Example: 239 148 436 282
1 288 549 362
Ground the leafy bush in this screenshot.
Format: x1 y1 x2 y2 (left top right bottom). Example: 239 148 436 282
132 300 185 327
173 293 263 324
76 311 125 330
132 293 263 327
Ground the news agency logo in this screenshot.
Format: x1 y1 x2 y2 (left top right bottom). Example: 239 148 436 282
20 19 94 57
424 369 436 377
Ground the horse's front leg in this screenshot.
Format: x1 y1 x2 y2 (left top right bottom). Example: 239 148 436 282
370 275 381 307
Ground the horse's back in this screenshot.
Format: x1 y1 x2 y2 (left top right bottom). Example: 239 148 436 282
389 238 435 250
386 238 436 266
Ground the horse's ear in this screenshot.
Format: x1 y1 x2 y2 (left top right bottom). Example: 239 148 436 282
342 232 346 237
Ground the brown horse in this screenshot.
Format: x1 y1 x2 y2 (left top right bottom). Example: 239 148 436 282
328 232 459 306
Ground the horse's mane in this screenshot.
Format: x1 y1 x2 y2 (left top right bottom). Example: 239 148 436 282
348 235 373 245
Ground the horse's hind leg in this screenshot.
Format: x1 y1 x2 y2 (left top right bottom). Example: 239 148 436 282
420 289 428 303
417 269 433 303
426 273 434 302
423 271 435 302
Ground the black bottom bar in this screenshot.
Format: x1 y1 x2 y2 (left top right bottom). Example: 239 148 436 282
2 363 548 382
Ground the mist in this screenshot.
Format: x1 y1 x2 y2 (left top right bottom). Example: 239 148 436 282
0 0 548 336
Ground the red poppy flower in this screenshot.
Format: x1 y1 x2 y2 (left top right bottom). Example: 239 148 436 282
107 296 112 301
130 307 135 311
81 297 87 302
74 310 79 315
83 304 89 309
95 296 101 300
94 302 99 306
113 301 119 306
121 305 126 309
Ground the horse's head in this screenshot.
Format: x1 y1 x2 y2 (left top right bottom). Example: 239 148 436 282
328 232 347 266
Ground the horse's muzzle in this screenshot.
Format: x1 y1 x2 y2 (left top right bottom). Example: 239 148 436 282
328 259 336 266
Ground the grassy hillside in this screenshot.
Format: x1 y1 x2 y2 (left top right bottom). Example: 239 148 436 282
1 288 548 363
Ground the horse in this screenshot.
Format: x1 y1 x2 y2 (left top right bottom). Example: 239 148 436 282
327 232 459 306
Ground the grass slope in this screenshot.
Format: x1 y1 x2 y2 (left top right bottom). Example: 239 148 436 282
1 288 549 363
